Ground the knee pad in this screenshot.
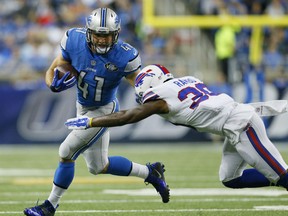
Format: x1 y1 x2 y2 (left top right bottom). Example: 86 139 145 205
59 144 71 159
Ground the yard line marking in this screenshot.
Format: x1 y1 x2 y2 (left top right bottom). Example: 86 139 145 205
1 208 288 214
0 168 216 180
1 197 288 205
1 188 287 197
12 176 140 185
0 168 54 177
103 188 288 196
254 205 288 210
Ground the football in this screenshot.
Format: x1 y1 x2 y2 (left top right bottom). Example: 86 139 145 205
55 63 78 80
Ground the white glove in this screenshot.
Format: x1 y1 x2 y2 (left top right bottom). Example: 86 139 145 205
65 116 91 130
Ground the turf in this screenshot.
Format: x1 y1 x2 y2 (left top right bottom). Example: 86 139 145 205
0 143 288 215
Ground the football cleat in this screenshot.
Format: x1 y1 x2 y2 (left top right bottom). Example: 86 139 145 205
23 200 58 216
145 162 170 203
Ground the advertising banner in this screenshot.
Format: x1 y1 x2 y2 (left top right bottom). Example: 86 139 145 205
0 83 287 144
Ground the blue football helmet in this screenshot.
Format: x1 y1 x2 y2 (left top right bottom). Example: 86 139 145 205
86 8 121 54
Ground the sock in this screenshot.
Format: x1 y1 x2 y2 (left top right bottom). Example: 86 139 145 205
223 168 270 188
53 162 75 189
106 156 132 176
129 162 149 179
48 162 75 208
48 184 66 209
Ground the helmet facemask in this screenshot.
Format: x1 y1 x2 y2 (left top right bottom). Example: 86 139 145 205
86 29 119 54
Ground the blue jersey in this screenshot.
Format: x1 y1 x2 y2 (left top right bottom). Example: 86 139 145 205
60 28 141 107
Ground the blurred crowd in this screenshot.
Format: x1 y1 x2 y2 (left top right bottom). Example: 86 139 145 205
0 0 142 84
197 0 288 102
0 0 287 101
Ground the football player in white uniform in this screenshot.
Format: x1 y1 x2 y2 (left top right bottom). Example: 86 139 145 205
66 64 288 192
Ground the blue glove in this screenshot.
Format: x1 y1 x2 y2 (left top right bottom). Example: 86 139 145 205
50 68 77 92
65 116 92 130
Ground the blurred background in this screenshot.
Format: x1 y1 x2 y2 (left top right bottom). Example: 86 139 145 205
0 0 287 144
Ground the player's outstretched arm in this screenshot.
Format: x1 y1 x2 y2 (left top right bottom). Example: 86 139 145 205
125 68 140 87
65 100 169 129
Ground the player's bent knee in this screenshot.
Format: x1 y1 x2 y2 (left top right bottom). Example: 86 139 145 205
87 167 98 175
87 167 104 175
59 144 72 159
87 163 108 175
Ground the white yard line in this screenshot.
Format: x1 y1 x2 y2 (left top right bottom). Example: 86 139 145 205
103 188 288 196
1 208 288 214
1 188 287 214
1 197 288 205
254 205 288 210
1 188 287 198
0 168 54 177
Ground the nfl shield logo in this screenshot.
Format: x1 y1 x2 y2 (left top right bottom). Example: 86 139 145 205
91 60 96 66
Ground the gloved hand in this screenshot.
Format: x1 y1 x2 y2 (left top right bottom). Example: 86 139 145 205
50 68 77 92
65 116 92 130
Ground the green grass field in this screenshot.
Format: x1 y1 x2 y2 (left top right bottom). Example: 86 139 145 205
1 143 288 216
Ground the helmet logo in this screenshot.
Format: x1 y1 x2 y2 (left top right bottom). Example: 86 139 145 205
87 15 93 26
135 72 155 87
115 16 120 27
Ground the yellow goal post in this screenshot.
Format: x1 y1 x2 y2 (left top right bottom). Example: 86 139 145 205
142 0 288 65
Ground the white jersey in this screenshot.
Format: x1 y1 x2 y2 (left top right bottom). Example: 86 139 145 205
142 76 255 143
142 76 288 184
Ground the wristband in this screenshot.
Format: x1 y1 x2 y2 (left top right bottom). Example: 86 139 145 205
88 118 93 128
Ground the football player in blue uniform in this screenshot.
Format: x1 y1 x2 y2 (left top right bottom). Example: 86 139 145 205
24 8 170 216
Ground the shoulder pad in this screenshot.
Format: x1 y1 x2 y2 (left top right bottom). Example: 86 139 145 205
124 53 141 73
60 28 85 50
60 30 69 50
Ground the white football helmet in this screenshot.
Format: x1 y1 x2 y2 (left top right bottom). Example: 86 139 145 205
135 64 174 104
86 8 121 54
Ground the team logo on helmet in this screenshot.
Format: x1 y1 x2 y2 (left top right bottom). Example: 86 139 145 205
114 16 120 27
135 72 155 87
87 15 93 26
